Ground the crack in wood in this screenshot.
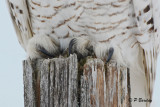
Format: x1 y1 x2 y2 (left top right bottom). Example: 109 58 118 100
23 54 130 107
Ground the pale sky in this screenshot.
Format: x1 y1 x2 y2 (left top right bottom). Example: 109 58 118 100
0 0 25 106
0 0 160 107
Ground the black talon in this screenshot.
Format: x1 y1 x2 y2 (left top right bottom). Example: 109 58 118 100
37 45 55 58
69 38 76 55
86 45 94 56
106 47 114 63
68 38 94 61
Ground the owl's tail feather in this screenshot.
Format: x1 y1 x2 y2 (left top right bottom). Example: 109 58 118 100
6 0 33 51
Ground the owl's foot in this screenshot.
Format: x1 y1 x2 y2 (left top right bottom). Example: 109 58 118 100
106 47 114 63
69 37 94 60
27 35 60 59
94 43 115 64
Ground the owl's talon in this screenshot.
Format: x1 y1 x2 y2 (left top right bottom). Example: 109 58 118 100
69 38 77 55
68 37 93 60
27 35 60 59
36 45 55 58
106 47 114 63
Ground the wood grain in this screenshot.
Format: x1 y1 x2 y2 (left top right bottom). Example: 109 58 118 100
23 54 130 107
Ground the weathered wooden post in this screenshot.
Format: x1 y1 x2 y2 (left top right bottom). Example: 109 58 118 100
81 59 131 107
23 54 131 107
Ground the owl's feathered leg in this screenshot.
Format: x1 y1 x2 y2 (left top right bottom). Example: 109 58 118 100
26 35 60 59
94 43 126 66
69 37 94 60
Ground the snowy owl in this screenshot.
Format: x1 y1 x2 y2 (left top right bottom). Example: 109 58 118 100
7 0 160 107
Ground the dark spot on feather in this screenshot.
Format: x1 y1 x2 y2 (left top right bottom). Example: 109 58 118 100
137 16 139 21
147 18 153 25
126 25 137 29
32 7 35 10
18 20 21 26
139 11 141 16
12 15 15 20
132 13 135 17
155 29 157 32
149 26 154 32
37 15 40 17
122 32 125 35
19 9 23 14
10 3 14 9
52 31 55 33
16 6 19 9
144 5 150 13
41 20 45 22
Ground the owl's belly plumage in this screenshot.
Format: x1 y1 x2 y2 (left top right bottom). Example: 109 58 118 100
29 0 137 43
